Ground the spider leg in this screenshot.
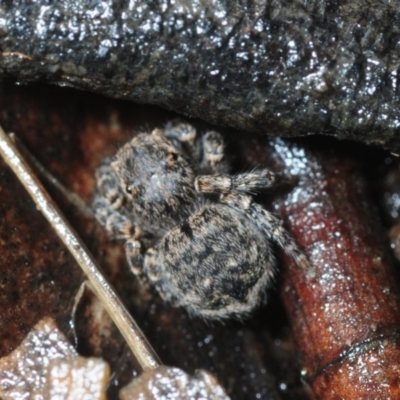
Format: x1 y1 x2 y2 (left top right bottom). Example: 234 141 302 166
220 191 309 269
94 161 138 239
200 130 229 174
163 118 197 143
124 239 158 292
195 169 279 194
126 241 176 302
95 161 126 209
162 118 201 161
162 119 228 174
125 238 145 275
125 237 159 278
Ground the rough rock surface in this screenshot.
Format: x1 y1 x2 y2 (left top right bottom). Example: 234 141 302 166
1 1 400 149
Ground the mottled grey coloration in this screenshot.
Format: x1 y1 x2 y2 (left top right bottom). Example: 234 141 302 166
154 205 274 319
93 121 308 319
1 1 400 149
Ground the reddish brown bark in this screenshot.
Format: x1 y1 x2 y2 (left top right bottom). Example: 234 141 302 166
240 138 400 399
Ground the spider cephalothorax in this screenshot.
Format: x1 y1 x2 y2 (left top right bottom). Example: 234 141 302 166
93 120 307 319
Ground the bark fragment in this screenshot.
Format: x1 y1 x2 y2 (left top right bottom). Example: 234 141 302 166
238 137 400 399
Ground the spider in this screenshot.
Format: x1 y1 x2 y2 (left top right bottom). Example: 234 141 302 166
93 120 307 319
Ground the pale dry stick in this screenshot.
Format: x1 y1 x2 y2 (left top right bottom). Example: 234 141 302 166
9 133 94 218
0 124 161 371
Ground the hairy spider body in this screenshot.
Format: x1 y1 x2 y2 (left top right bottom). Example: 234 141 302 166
94 121 307 319
149 205 274 318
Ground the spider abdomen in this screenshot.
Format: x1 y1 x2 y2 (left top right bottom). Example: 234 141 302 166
147 204 275 319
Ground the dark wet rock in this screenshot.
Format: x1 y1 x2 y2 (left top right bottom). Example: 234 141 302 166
1 1 400 149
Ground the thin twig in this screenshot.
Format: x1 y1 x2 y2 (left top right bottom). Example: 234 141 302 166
9 133 95 218
0 124 161 371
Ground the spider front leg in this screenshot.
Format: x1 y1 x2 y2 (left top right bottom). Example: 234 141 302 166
163 119 228 174
163 119 201 161
94 161 137 239
200 130 229 174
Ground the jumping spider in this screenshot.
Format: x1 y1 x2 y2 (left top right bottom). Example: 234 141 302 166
93 120 307 319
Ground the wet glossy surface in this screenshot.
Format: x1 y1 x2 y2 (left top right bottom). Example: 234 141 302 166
0 318 109 399
1 1 400 148
120 367 229 400
237 136 400 399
